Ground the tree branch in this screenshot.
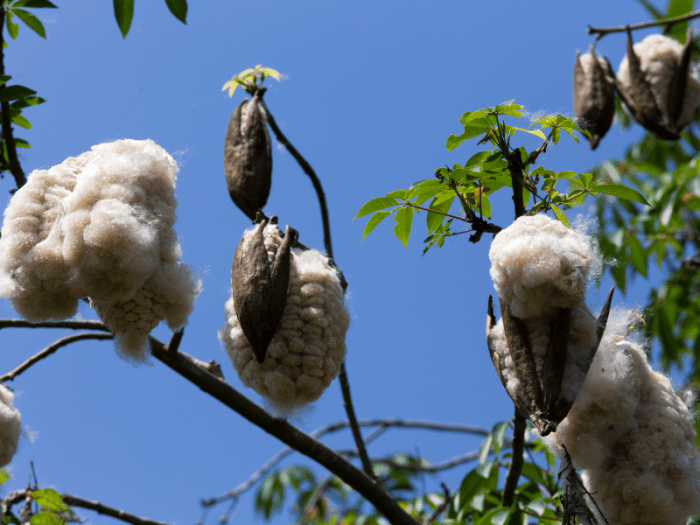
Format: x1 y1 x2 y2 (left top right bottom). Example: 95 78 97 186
61 495 171 525
0 332 114 383
256 88 375 482
147 337 420 525
423 483 450 525
587 10 700 39
501 409 526 507
0 319 111 332
0 9 27 190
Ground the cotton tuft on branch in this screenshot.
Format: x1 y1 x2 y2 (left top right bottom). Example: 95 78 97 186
540 328 700 525
0 139 201 362
220 223 349 414
0 385 21 468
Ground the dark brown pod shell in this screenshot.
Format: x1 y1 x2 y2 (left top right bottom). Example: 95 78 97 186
231 219 297 363
573 49 616 149
224 90 272 220
485 287 614 436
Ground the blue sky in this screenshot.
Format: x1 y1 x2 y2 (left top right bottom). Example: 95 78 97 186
0 1 679 524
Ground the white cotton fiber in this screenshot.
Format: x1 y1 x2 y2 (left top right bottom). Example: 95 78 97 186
540 326 700 525
220 224 349 413
617 34 700 130
489 214 599 319
0 385 21 468
0 139 201 362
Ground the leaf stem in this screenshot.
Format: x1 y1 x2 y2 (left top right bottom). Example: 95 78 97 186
587 10 700 39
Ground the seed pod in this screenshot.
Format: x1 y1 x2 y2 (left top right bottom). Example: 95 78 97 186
224 90 272 220
616 28 700 140
573 49 616 149
231 217 296 363
221 222 350 413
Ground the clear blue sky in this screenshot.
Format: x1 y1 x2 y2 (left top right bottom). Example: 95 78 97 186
0 1 676 524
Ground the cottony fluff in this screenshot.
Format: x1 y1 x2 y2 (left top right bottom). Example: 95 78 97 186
617 34 700 130
0 385 21 468
220 224 349 413
540 330 700 525
0 139 201 362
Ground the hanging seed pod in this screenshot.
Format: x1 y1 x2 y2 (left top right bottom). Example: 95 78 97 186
231 216 295 363
573 48 616 149
616 28 700 140
221 221 350 413
224 89 272 220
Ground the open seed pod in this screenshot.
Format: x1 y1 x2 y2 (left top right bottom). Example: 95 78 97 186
221 220 350 413
486 288 613 436
616 28 700 140
224 89 272 220
573 48 616 149
231 216 296 363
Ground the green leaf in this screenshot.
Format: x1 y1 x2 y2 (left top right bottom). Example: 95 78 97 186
11 113 30 129
526 499 547 516
637 0 664 19
666 0 695 41
12 9 45 38
627 233 647 277
457 470 486 510
477 192 491 219
29 514 62 525
475 461 493 478
592 183 649 205
6 12 19 39
31 489 69 512
477 434 493 464
113 0 135 38
491 421 508 453
0 75 11 86
164 0 187 23
465 150 492 169
426 195 454 234
520 462 547 486
386 189 406 199
446 119 492 151
551 206 570 227
11 0 57 7
354 196 398 218
0 469 9 485
393 207 413 248
14 138 30 148
361 210 391 241
0 85 37 102
510 126 546 140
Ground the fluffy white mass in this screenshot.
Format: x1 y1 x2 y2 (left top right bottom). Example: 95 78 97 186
489 214 599 319
540 329 700 525
617 34 700 130
220 224 349 413
0 139 201 361
0 384 21 468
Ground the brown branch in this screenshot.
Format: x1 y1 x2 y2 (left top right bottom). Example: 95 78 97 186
587 10 700 39
256 89 375 483
202 419 490 508
371 450 480 474
147 338 419 525
423 483 450 525
0 9 27 190
502 409 526 507
0 332 113 383
61 495 171 525
507 150 526 220
0 319 111 332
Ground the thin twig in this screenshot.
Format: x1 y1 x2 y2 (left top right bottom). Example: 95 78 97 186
0 332 113 383
423 483 450 525
147 337 419 525
371 450 480 474
501 409 526 507
587 10 700 39
297 476 334 525
256 89 375 482
61 495 171 525
0 319 111 332
0 9 27 190
202 419 489 507
404 202 470 222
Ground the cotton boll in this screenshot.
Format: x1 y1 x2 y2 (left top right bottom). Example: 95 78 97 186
489 215 597 319
617 33 700 132
540 331 700 525
0 385 21 468
220 225 349 414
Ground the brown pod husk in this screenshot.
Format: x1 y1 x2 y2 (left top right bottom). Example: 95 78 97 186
224 90 272 220
616 28 700 140
573 49 616 149
486 288 614 436
231 217 297 363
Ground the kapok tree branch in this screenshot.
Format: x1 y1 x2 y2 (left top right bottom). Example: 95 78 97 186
501 408 526 507
0 9 27 190
147 337 419 525
587 10 700 39
423 483 450 525
0 332 114 383
256 88 375 482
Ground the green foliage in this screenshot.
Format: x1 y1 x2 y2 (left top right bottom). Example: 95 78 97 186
113 0 188 38
355 101 647 252
222 64 282 97
3 0 56 41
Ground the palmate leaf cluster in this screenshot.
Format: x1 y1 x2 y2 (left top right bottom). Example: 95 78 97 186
354 102 647 252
